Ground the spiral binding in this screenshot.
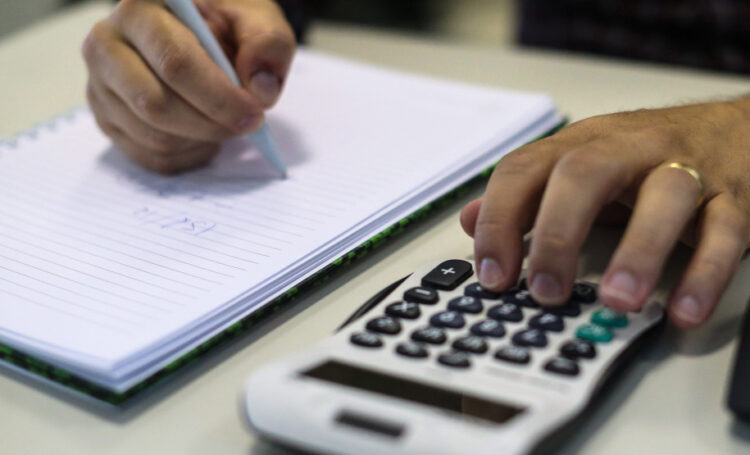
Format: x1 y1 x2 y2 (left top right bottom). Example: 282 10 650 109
0 107 87 152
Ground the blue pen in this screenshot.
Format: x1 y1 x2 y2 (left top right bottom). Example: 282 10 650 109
164 0 287 178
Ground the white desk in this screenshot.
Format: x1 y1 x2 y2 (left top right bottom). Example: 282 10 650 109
1 2 749 454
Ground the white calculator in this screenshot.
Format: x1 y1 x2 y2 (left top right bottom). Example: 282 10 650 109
243 256 664 455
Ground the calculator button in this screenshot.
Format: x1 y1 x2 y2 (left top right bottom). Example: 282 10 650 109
501 289 539 308
560 339 597 359
464 282 502 299
512 329 548 348
385 301 421 319
452 336 488 354
437 351 471 368
411 326 447 345
421 260 473 290
591 308 628 328
470 319 506 338
543 301 581 317
396 342 428 358
350 332 383 348
494 346 531 365
544 357 580 376
430 311 466 329
576 323 613 343
488 303 523 322
529 313 565 332
366 316 402 335
403 287 439 304
571 282 597 304
447 296 483 314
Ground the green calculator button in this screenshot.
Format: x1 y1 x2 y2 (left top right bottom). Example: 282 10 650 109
591 308 628 328
576 324 613 343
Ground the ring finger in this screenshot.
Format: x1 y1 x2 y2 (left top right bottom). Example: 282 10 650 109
600 163 704 312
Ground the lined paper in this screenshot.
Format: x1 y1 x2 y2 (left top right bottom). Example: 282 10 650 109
0 51 559 389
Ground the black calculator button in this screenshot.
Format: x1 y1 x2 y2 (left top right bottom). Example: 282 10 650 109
421 260 473 290
529 313 565 332
438 351 471 368
488 303 523 322
544 357 580 376
396 342 428 358
560 339 597 359
512 329 548 348
571 282 597 304
464 282 502 300
430 311 466 329
385 301 421 319
470 319 506 338
544 301 581 317
447 296 483 314
501 289 539 308
411 326 447 345
403 287 439 304
494 346 531 365
366 316 401 335
452 336 489 354
350 332 383 348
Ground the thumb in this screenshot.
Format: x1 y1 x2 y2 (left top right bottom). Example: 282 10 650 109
222 0 296 108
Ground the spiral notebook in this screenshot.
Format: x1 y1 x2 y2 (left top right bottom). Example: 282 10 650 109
0 50 562 403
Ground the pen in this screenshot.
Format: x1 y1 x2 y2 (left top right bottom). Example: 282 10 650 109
164 0 287 178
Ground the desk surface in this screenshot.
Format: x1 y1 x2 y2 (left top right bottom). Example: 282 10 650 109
1 2 749 454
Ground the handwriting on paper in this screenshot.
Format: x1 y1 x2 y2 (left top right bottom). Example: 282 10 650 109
133 206 216 236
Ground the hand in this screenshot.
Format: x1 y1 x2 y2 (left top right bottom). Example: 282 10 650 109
461 100 750 328
82 0 295 174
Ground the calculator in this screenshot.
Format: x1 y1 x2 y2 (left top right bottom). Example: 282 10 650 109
243 256 664 455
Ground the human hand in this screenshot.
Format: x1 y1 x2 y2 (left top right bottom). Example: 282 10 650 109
461 100 750 328
83 0 295 174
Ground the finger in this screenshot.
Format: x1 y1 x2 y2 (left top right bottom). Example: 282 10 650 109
473 141 557 291
113 0 263 131
102 122 219 174
460 197 483 237
667 194 748 328
88 77 200 153
83 21 241 143
221 0 296 107
526 145 639 306
600 164 703 312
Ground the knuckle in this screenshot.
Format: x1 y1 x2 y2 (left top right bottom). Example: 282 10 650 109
81 21 108 63
713 203 749 237
112 0 138 24
134 90 168 122
641 124 685 151
693 256 728 284
145 131 182 152
254 27 296 54
554 149 605 180
149 155 180 175
533 228 573 254
157 43 191 81
495 149 542 176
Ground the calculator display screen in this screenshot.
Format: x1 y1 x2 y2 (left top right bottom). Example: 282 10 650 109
302 361 525 425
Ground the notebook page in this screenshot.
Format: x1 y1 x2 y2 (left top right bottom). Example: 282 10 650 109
0 51 555 377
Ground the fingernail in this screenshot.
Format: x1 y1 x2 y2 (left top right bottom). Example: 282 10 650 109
249 70 282 106
603 271 639 306
675 295 703 323
530 272 562 301
479 258 504 289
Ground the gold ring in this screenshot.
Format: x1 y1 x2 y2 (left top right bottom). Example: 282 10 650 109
664 162 704 205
